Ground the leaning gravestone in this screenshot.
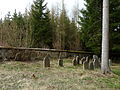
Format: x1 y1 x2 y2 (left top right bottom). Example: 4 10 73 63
76 56 80 65
83 61 89 70
72 57 77 66
89 61 94 70
43 54 50 67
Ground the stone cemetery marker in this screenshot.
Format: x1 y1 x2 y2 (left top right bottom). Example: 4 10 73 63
86 56 89 63
76 56 80 65
83 61 89 70
80 57 86 64
15 52 21 61
93 59 100 69
72 57 77 66
89 61 94 70
43 54 50 67
93 55 99 60
58 59 64 67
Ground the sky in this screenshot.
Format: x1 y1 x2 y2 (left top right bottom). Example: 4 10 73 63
0 0 85 19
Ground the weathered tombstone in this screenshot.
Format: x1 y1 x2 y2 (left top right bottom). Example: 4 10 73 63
93 59 100 69
89 61 94 70
58 59 64 67
72 57 77 66
80 57 86 64
93 55 99 60
14 52 22 61
83 61 89 70
76 56 80 65
86 56 89 63
43 54 50 67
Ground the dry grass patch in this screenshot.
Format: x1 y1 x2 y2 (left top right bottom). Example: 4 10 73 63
0 59 120 90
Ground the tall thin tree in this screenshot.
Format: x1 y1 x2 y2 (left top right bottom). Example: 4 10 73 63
101 0 111 74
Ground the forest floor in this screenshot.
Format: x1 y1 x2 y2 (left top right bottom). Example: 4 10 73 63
0 59 120 90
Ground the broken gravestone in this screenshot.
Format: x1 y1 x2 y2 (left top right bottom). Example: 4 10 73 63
43 54 50 67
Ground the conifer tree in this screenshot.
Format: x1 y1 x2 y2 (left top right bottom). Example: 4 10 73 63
30 0 52 48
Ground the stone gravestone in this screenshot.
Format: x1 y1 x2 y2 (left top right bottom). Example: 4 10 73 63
58 59 64 67
14 52 22 61
72 57 77 66
89 61 94 70
76 56 80 65
93 55 99 60
80 57 86 64
43 54 50 67
93 59 100 69
58 53 64 67
86 56 89 63
83 61 89 70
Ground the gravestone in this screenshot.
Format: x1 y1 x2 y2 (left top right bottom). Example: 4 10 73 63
76 56 80 65
80 57 86 64
14 52 21 61
83 61 89 70
93 59 100 69
72 57 77 66
89 61 94 70
93 55 99 60
58 59 64 67
43 54 50 67
86 56 89 63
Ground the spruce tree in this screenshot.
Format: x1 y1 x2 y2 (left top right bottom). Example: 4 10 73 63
30 0 52 48
79 0 120 55
78 0 102 54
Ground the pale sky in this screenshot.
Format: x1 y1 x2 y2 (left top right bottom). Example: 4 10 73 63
0 0 85 19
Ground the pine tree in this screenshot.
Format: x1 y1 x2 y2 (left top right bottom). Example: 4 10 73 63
30 0 52 48
78 0 102 54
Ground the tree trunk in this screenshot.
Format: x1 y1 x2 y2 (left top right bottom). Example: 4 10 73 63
101 0 111 74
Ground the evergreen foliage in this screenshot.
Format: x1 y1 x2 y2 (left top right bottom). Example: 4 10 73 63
79 0 120 54
30 0 52 48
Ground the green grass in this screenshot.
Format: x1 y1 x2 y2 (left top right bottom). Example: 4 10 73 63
0 59 120 90
112 70 120 76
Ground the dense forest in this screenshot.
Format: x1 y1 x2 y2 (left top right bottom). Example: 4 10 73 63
0 0 120 55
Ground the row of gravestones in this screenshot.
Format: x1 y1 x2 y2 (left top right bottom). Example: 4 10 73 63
72 55 101 70
43 54 112 71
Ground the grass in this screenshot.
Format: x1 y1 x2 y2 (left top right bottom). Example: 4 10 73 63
0 59 120 90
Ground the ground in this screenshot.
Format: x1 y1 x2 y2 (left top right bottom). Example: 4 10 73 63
0 59 120 90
